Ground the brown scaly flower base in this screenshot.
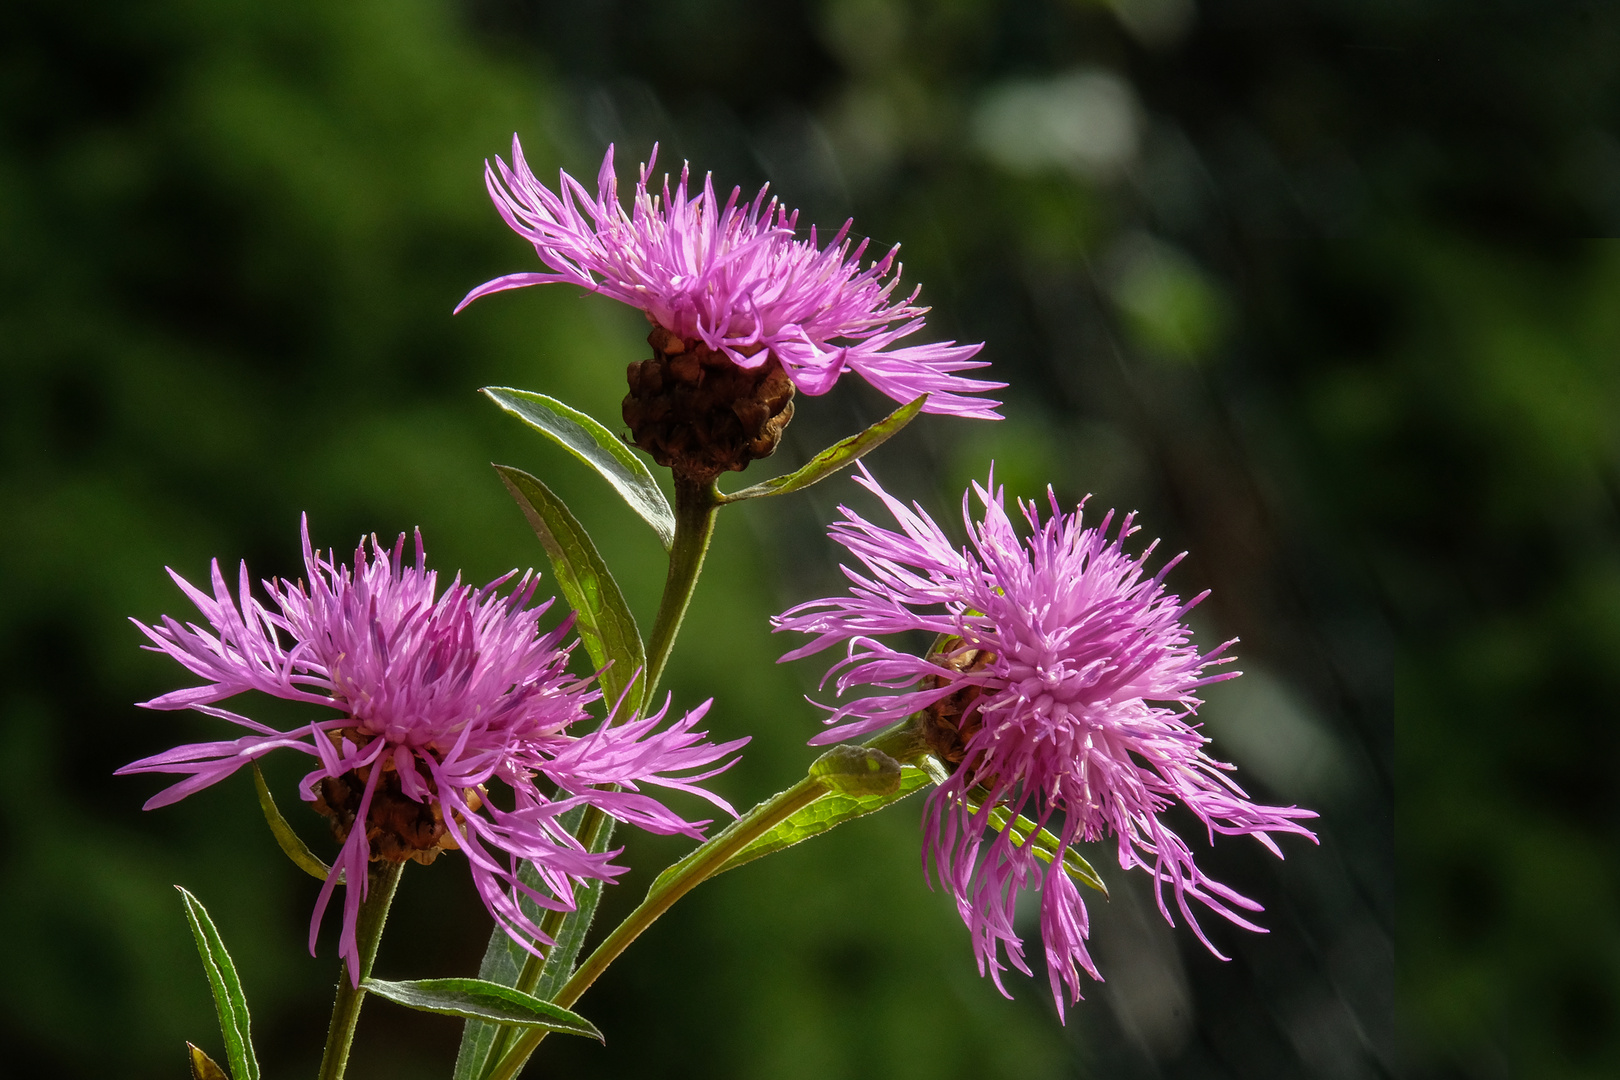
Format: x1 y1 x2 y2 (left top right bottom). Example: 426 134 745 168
921 642 996 769
314 737 478 865
622 326 795 484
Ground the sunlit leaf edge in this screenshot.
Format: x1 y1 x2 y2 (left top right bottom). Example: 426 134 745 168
365 977 603 1042
251 763 330 881
187 1042 229 1080
719 394 926 503
494 465 647 714
455 813 613 1080
177 888 260 1080
483 387 674 549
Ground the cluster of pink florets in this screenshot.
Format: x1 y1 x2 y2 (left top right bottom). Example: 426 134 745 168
457 138 1004 420
775 467 1317 1016
125 138 1316 1019
121 519 744 980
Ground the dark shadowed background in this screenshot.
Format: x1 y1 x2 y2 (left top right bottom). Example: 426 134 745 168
3 0 1614 1077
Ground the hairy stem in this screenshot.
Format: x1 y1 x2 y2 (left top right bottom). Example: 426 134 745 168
478 486 719 1078
643 476 720 700
484 774 830 1080
478 809 613 1079
316 861 405 1080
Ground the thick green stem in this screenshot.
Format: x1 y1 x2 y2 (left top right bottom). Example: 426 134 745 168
484 774 830 1080
481 472 714 1061
478 808 613 1079
316 861 405 1080
478 490 718 1079
500 478 716 996
643 476 720 700
482 722 936 1080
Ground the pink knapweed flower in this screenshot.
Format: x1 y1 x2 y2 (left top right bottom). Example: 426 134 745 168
456 137 1004 420
774 467 1317 1018
121 519 745 980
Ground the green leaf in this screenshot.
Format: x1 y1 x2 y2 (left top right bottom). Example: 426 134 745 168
176 888 260 1080
495 466 647 714
530 874 607 1005
483 387 675 549
251 762 329 881
455 864 549 1080
719 394 926 503
980 804 1109 896
711 764 934 877
364 979 603 1043
187 1043 229 1080
764 746 1106 896
455 808 611 1080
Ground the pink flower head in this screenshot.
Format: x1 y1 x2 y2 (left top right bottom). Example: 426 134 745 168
121 518 746 981
456 136 1004 420
774 467 1317 1018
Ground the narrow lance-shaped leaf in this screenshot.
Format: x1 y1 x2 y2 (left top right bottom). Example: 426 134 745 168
981 803 1109 896
713 765 934 877
484 387 675 549
530 867 608 1004
177 888 260 1080
454 860 550 1080
920 755 1106 894
496 465 647 714
711 747 1107 894
364 978 603 1043
251 762 329 881
719 394 926 503
454 809 610 1080
692 746 913 883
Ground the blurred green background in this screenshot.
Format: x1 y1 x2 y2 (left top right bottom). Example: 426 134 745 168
7 0 1616 1076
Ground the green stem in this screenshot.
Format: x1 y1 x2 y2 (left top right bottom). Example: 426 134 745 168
496 479 717 991
481 723 935 1080
479 808 613 1078
643 476 720 701
481 477 732 1080
477 487 717 1078
316 861 406 1080
484 774 831 1080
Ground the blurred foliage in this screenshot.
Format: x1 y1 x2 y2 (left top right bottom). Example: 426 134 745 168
5 0 1616 1077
